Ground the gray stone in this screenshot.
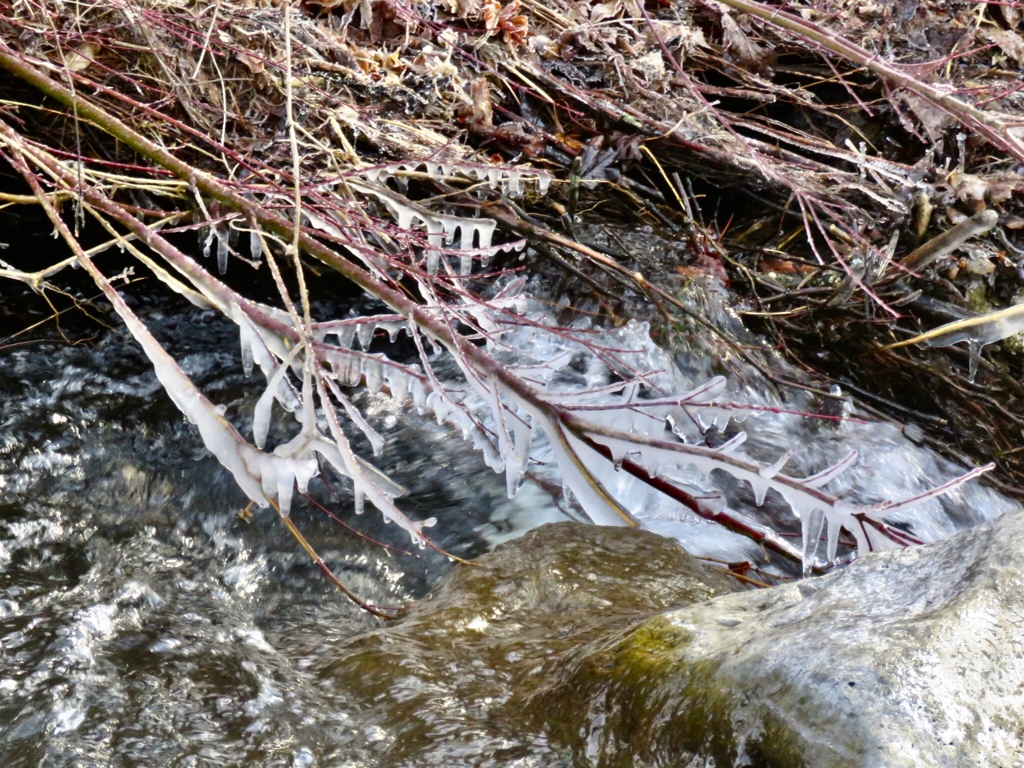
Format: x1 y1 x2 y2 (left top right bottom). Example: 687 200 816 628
543 511 1024 767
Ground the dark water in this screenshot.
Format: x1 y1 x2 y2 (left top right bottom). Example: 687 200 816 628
0 304 565 767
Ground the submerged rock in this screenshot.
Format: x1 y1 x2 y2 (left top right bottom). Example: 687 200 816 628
543 510 1024 767
319 513 1024 767
314 521 739 766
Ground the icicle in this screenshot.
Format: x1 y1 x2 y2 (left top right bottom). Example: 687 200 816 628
427 391 450 425
475 219 497 250
362 356 384 393
380 319 405 342
749 476 770 506
252 344 303 450
826 518 842 563
276 467 295 516
249 231 263 262
535 172 552 196
801 507 825 577
505 171 525 198
410 378 428 413
353 481 365 515
459 252 474 277
239 323 255 378
425 216 445 251
759 448 795 480
967 340 982 382
387 370 409 401
304 209 343 239
334 353 362 386
356 322 375 350
513 415 532 473
438 216 461 247
392 200 417 231
325 378 386 456
331 324 357 349
216 225 229 275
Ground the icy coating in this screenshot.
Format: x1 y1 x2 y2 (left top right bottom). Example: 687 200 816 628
460 288 1016 566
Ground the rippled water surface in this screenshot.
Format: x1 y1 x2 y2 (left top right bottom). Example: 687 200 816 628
0 306 564 767
1 286 1018 766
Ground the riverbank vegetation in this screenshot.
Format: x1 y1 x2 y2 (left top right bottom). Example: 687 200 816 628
2 0 1021 607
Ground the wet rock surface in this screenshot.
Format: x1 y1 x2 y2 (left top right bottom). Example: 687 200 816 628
314 521 741 767
539 511 1024 767
316 513 1024 767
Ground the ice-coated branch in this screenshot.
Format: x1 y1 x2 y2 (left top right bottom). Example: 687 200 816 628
0 49 996 580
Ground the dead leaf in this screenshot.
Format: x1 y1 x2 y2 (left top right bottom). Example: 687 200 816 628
64 43 97 73
984 28 1024 65
901 91 953 144
720 12 774 76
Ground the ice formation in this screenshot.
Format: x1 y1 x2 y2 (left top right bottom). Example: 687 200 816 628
92 186 996 572
888 302 1024 382
357 159 552 198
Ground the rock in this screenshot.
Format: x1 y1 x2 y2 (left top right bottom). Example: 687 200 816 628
315 513 1024 767
314 521 740 766
541 510 1024 767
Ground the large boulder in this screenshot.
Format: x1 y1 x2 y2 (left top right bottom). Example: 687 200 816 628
316 514 1024 767
314 521 739 766
543 511 1024 767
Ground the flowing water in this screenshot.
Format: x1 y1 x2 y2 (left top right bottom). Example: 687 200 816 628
0 273 1018 766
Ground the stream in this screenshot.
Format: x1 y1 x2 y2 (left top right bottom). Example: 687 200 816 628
0 266 1019 766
